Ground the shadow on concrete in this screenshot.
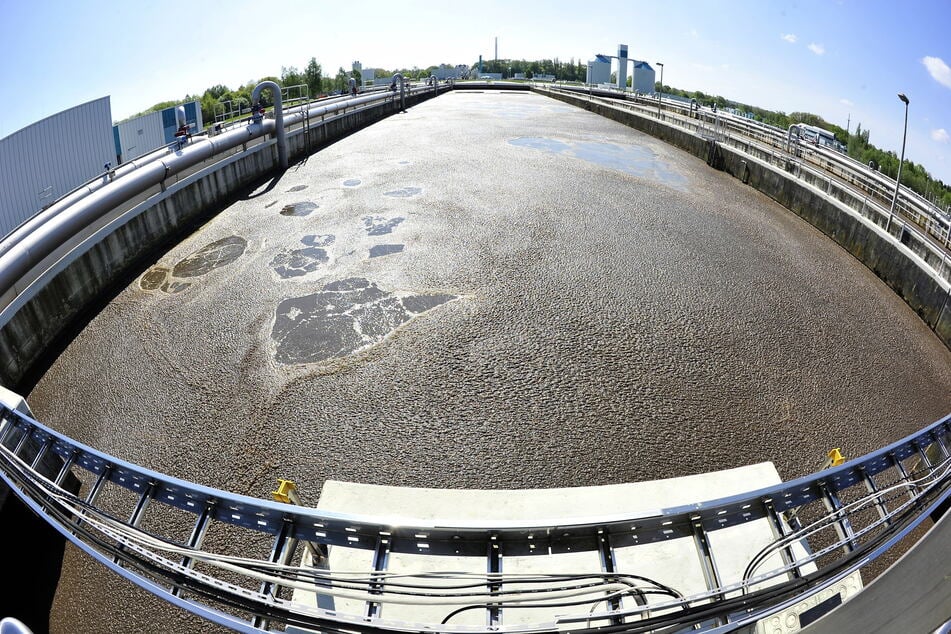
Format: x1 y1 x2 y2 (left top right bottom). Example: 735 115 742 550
242 170 287 200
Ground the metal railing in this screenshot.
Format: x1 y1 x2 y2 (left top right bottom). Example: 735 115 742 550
1 405 948 633
0 81 949 633
0 80 447 328
546 84 951 279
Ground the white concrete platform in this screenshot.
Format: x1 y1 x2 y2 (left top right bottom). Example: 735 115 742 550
290 463 818 630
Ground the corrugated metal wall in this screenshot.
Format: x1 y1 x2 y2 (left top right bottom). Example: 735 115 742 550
632 63 655 94
184 102 202 133
0 96 115 239
114 110 166 164
114 100 203 164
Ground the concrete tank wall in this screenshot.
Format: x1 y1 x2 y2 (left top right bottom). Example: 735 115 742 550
540 88 951 351
0 90 438 390
1 82 947 394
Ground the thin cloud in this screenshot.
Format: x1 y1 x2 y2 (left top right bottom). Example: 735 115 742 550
808 43 825 55
840 98 853 106
932 128 950 143
922 56 951 89
781 33 797 43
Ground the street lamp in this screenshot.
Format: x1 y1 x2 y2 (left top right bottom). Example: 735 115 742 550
656 62 664 116
886 92 909 233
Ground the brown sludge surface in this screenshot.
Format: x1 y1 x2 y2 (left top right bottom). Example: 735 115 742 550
29 92 951 633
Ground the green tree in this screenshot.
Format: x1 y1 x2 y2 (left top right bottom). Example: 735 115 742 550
304 58 322 97
334 67 349 91
206 84 229 100
281 66 304 89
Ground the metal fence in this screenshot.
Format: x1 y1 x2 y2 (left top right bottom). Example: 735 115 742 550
545 85 951 283
0 82 949 633
1 405 948 633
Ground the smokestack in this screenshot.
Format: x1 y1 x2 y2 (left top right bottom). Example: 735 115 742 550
495 36 498 61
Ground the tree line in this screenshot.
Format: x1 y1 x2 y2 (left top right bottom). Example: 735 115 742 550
123 55 951 211
660 86 951 210
125 57 464 127
473 57 588 81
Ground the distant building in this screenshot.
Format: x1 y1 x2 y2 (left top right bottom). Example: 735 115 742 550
631 61 656 94
0 96 115 238
617 44 628 89
586 55 611 84
433 64 468 80
351 61 376 86
533 74 555 82
112 101 202 164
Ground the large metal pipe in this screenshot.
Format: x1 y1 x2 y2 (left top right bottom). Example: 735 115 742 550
393 73 405 111
0 142 190 261
0 122 267 299
251 81 287 169
0 86 438 309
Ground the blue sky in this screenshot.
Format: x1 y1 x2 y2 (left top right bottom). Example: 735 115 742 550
2 0 950 182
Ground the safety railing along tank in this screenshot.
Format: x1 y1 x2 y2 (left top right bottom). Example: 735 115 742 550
548 84 951 250
0 403 948 633
544 84 951 280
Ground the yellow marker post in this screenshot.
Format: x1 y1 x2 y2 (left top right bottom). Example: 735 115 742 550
819 448 846 470
827 448 845 467
270 479 326 563
272 479 297 504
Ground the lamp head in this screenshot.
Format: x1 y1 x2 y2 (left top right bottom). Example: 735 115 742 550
898 93 909 104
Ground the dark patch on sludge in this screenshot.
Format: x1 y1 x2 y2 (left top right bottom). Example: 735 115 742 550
369 244 404 258
140 268 192 294
172 236 247 278
287 185 309 192
302 234 335 247
161 280 191 294
280 202 318 217
271 277 457 364
270 247 330 278
140 268 169 291
343 179 362 187
383 186 422 198
363 216 405 236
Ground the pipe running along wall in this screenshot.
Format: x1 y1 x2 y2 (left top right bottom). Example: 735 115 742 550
392 73 405 111
0 82 429 328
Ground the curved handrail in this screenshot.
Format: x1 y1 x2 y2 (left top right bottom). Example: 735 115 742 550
1 405 948 632
544 84 951 280
0 82 947 632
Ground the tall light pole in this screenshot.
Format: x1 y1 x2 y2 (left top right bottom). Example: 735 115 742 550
886 92 909 233
656 62 664 117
